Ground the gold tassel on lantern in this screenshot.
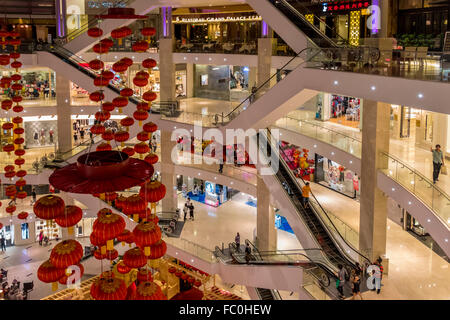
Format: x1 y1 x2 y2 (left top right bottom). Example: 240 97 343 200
121 241 125 246
106 239 114 250
101 245 107 255
133 214 139 222
144 246 150 256
52 282 58 291
68 226 74 235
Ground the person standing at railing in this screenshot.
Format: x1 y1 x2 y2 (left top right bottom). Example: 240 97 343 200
235 233 240 252
431 145 445 184
336 264 348 299
302 182 311 208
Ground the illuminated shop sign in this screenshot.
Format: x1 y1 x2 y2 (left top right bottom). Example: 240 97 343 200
87 1 126 9
321 1 370 13
173 15 262 24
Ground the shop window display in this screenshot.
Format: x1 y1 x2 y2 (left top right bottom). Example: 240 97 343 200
279 141 315 181
314 154 360 199
330 95 361 128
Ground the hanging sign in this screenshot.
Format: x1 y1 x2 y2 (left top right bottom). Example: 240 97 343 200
321 1 370 13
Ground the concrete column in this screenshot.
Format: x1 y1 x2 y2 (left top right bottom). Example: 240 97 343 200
186 63 194 98
160 130 178 212
56 73 73 154
359 100 390 261
248 67 257 89
256 176 277 251
432 113 448 155
257 38 274 96
159 38 175 102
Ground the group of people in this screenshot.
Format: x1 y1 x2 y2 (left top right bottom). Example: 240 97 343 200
234 232 252 263
182 198 195 221
38 230 50 247
336 257 384 300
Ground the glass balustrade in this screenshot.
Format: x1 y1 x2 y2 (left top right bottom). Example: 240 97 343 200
380 152 450 228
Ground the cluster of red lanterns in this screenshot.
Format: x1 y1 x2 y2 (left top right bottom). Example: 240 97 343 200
34 195 84 291
0 28 27 219
168 266 203 288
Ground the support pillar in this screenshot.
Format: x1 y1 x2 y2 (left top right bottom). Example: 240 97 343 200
359 100 390 262
256 176 277 251
186 63 194 98
159 7 175 102
432 113 448 156
161 130 178 212
56 73 73 155
257 37 275 97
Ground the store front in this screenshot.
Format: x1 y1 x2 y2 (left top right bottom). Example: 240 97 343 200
314 154 360 199
173 6 261 52
315 92 363 130
0 225 14 247
0 68 55 101
24 119 58 149
194 64 251 101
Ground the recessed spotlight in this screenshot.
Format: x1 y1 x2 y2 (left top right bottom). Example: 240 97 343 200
408 201 412 205
445 239 448 242
195 57 198 60
114 56 117 59
81 109 84 112
418 93 424 99
371 86 376 91
198 173 201 176
313 145 317 148
391 188 395 191
65 99 68 103
333 80 338 85
427 219 431 223
183 57 187 60
224 58 227 61
331 152 335 155
209 58 212 61
349 160 352 164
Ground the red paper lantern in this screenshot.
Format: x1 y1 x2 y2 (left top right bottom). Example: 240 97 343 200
12 95 22 102
136 102 150 112
142 58 157 69
115 195 127 210
121 147 135 157
16 170 27 178
143 122 158 133
114 130 129 146
104 192 118 202
120 87 134 97
133 221 161 256
120 57 133 67
89 59 104 71
116 260 131 274
2 122 13 130
50 240 83 269
33 195 65 220
93 210 126 250
133 110 148 126
14 137 24 145
106 249 119 261
136 70 149 79
132 40 149 52
139 181 166 203
123 247 147 269
37 260 65 291
89 91 104 102
137 131 149 142
112 96 128 112
12 116 23 125
94 76 109 87
88 27 103 38
9 52 20 60
1 100 12 110
134 142 149 156
133 76 148 88
90 277 127 300
16 191 27 199
96 142 112 152
90 124 105 135
12 105 23 113
101 129 114 142
100 38 114 48
144 153 158 165
5 185 17 197
133 281 167 300
142 91 157 103
117 229 132 244
93 43 109 54
123 194 146 217
137 268 153 282
147 239 167 260
102 101 115 112
14 148 25 157
112 61 127 73
54 205 83 231
17 211 28 220
120 117 134 128
6 205 16 215
11 83 23 91
101 70 115 81
95 111 111 122
11 61 22 70
13 127 24 135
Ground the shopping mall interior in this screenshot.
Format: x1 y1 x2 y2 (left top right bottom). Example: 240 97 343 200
0 0 448 303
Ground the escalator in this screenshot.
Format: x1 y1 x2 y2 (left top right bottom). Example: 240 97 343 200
268 0 343 48
256 288 280 300
257 129 371 276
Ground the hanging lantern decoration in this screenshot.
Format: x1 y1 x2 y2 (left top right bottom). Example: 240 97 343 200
116 260 131 274
123 247 147 269
115 195 127 210
88 27 103 38
92 43 109 54
134 142 149 159
33 195 65 220
142 58 157 71
132 221 161 257
143 122 158 140
90 277 127 300
136 268 153 282
89 59 104 71
54 205 83 235
100 38 114 48
147 239 167 260
105 249 119 261
133 110 148 127
141 27 156 43
112 96 128 113
114 130 129 148
133 76 148 88
90 230 106 254
132 40 149 53
133 281 167 300
117 229 132 246
17 211 28 220
101 101 115 112
144 153 158 165
89 91 105 103
96 142 112 152
37 260 65 291
92 210 125 251
120 117 134 132
121 147 135 157
50 240 83 269
123 194 146 222
139 180 166 204
142 91 157 109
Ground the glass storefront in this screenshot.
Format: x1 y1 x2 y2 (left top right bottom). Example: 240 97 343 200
315 93 362 130
0 68 56 101
35 220 61 241
0 225 14 247
314 154 360 199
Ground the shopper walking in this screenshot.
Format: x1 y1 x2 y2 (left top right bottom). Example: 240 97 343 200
431 144 445 184
235 232 240 252
218 162 224 174
351 269 363 300
183 203 189 222
245 242 252 264
38 230 44 246
0 237 6 252
31 188 37 204
189 203 194 221
302 182 311 208
336 264 347 299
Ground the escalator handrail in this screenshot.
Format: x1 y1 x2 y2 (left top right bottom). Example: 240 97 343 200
265 128 371 266
276 0 348 48
223 47 320 121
